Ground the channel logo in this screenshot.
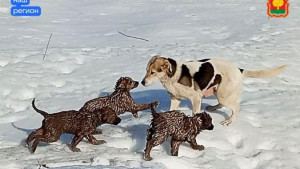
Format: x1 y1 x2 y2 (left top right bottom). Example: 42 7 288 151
11 0 41 16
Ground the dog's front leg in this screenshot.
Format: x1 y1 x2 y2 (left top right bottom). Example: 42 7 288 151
169 95 181 111
188 137 204 151
130 101 158 118
70 135 84 152
171 138 181 156
191 95 202 114
86 134 106 145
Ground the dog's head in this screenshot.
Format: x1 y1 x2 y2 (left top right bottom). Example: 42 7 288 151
115 77 139 90
141 55 177 87
100 108 121 125
195 112 214 130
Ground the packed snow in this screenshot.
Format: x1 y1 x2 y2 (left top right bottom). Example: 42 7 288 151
0 0 300 168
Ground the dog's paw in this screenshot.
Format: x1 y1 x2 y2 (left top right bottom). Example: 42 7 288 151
71 147 81 152
197 145 205 151
171 152 179 156
143 155 153 161
96 140 106 145
132 112 138 118
221 119 232 126
193 145 205 151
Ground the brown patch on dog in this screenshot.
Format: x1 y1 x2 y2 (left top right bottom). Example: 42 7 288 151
143 105 214 161
193 62 214 90
207 74 222 89
198 59 210 62
166 58 177 78
178 64 192 87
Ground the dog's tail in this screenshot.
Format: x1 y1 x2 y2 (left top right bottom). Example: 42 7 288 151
241 65 287 78
32 98 48 117
150 103 159 118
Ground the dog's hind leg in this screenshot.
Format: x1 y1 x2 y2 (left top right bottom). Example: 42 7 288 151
144 135 167 161
70 135 84 152
144 140 154 161
86 134 106 145
206 103 223 111
26 129 43 148
31 136 41 154
25 131 37 147
171 139 181 156
220 103 240 126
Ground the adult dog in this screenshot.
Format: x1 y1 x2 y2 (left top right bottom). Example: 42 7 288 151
141 55 286 125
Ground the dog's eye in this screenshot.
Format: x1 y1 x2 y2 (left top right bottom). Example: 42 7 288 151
151 71 155 75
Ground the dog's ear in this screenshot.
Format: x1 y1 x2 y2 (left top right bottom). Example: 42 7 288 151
147 55 159 70
161 60 172 73
115 77 126 89
161 58 177 78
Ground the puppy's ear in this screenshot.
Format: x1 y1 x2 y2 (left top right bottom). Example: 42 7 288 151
115 77 126 89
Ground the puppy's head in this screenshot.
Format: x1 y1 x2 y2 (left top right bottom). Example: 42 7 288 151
115 77 139 90
195 112 214 130
141 55 176 87
101 108 121 125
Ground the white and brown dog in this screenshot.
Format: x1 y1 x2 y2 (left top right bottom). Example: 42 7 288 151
141 55 287 125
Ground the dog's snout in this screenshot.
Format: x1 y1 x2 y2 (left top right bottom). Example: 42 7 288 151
135 81 139 87
141 80 145 86
207 124 214 130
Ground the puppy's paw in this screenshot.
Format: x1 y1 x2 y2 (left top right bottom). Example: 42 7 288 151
171 152 178 156
72 147 81 152
95 140 106 145
197 145 205 151
132 112 138 118
192 145 205 151
143 155 153 161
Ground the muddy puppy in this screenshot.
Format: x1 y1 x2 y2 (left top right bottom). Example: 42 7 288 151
26 99 121 153
80 77 157 118
143 105 214 161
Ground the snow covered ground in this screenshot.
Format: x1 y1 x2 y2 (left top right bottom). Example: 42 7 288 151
0 0 300 168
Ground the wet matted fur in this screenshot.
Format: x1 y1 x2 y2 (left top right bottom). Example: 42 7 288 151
80 77 156 118
143 105 214 161
26 99 121 153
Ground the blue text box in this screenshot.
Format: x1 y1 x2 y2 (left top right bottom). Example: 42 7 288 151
11 0 30 6
11 6 41 16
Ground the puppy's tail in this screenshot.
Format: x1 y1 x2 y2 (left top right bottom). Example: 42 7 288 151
32 98 48 117
150 103 159 118
241 65 287 78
